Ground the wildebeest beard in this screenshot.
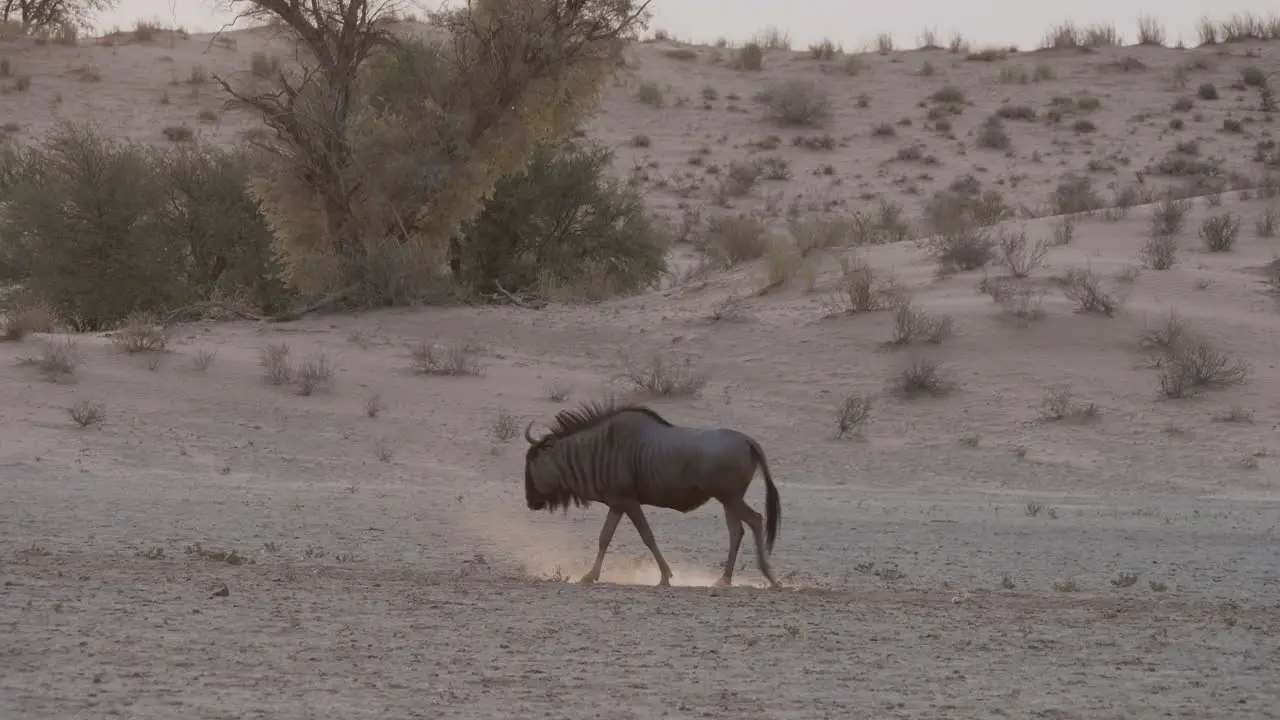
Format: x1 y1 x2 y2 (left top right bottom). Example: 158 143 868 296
525 448 591 513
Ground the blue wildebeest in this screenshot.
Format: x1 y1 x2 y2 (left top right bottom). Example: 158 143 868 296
523 398 782 588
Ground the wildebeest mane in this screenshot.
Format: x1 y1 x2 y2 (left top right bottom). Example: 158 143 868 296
543 396 673 441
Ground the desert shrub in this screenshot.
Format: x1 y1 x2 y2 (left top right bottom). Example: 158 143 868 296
454 138 667 301
834 393 872 439
976 115 1011 150
0 124 287 330
763 79 831 127
617 353 706 397
996 228 1048 277
410 341 483 376
1140 234 1179 270
735 42 763 70
705 214 768 265
1049 175 1104 215
1256 206 1278 237
1199 213 1240 252
111 311 168 353
67 398 105 427
887 298 953 346
20 336 84 380
926 226 993 275
923 188 1011 232
1149 193 1191 237
1040 384 1098 421
822 253 897 314
893 356 953 398
1158 335 1250 398
1061 267 1125 316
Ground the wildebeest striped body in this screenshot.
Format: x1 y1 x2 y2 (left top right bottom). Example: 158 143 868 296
523 399 782 588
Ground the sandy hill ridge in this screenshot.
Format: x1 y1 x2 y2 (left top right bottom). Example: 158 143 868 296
1 14 1280 720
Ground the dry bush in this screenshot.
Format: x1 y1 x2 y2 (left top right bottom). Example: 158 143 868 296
926 226 993 276
760 238 804 291
1199 213 1240 252
1136 15 1165 45
663 48 697 61
923 188 1011 233
67 398 104 428
808 39 839 61
635 82 663 107
1049 175 1104 215
1039 384 1098 422
1140 234 1178 270
1216 405 1255 423
1255 206 1277 237
893 356 953 399
1061 267 1125 316
996 228 1048 278
1 299 57 341
259 342 293 385
887 299 953 346
1149 193 1191 238
111 311 168 353
735 42 763 71
979 275 1046 325
834 393 872 439
789 217 859 255
822 254 898 315
763 79 831 127
616 352 707 397
705 214 768 265
410 341 483 377
1158 335 1250 398
294 353 333 396
975 116 1011 150
489 409 520 442
1139 309 1187 353
193 348 216 372
20 336 84 380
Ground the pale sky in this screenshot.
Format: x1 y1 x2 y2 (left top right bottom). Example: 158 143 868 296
97 0 1280 50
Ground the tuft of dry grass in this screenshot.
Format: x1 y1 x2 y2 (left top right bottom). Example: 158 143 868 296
1136 15 1165 45
410 341 483 376
193 349 217 372
1039 385 1099 422
293 353 333 396
489 409 520 442
734 42 763 71
821 254 899 315
616 352 707 398
763 79 831 127
20 337 84 381
259 343 293 385
67 398 105 428
111 311 168 354
546 380 574 402
1 300 57 341
365 392 384 418
834 393 872 439
926 226 993 276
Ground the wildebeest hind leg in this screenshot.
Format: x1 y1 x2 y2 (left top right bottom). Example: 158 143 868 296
623 503 673 587
580 507 623 585
735 501 781 589
713 504 744 587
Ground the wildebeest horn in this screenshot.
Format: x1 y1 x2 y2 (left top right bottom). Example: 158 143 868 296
525 420 538 445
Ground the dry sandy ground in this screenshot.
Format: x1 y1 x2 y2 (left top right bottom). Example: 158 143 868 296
3 19 1280 720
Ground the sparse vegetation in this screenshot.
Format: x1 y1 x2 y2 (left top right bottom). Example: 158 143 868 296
1199 213 1240 252
616 353 707 397
1157 334 1250 398
67 398 104 427
893 356 953 399
996 228 1048 278
1061 267 1125 316
19 337 83 381
834 393 872 439
410 341 483 377
887 299 952 346
763 79 831 127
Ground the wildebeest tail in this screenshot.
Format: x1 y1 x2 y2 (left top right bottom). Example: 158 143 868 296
748 438 780 554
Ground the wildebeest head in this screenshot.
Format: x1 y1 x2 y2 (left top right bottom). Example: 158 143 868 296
523 420 585 513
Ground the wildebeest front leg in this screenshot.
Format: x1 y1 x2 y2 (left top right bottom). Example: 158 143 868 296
713 505 745 587
623 503 673 586
580 507 623 585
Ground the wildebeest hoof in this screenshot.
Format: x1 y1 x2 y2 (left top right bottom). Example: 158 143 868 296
657 577 671 587
578 573 598 585
711 576 731 588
